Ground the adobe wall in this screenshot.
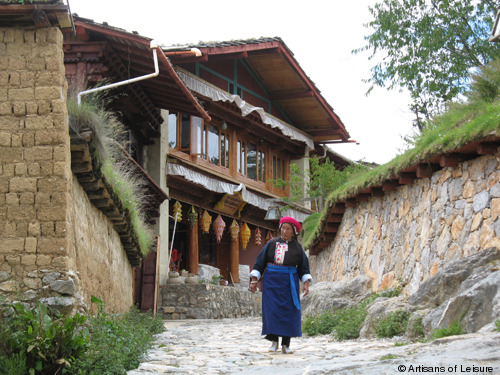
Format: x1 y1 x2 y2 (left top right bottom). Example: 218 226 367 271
0 27 133 314
309 150 500 296
69 177 134 313
0 27 78 311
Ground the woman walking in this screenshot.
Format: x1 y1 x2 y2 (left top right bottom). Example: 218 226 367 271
249 216 312 354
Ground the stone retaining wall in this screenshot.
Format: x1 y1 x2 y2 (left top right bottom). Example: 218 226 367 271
158 284 261 320
310 151 500 296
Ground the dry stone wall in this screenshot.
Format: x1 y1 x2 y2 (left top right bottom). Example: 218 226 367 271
309 150 500 296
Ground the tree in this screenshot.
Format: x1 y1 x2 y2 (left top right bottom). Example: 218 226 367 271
353 0 500 130
273 157 368 212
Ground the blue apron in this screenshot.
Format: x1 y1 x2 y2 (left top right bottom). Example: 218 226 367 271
261 264 302 337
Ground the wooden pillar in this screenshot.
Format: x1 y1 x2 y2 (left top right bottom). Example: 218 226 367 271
230 238 239 283
188 220 199 275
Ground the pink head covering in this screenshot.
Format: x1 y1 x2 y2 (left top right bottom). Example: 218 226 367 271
279 216 301 235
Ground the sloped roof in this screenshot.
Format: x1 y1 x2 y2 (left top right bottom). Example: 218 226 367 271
167 37 351 144
70 16 211 132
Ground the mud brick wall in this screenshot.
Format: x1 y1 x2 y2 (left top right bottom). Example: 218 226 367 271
0 27 134 314
0 27 78 310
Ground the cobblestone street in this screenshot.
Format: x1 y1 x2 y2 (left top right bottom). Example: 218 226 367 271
127 317 500 375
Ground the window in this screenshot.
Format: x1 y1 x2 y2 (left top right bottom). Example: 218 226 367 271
180 114 190 151
207 125 219 165
238 139 266 182
168 113 178 148
170 112 230 169
273 155 286 190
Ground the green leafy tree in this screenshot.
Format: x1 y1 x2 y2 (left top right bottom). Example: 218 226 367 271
273 156 368 212
354 0 500 130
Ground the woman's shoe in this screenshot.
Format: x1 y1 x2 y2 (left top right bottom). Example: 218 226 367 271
268 341 278 352
281 345 294 354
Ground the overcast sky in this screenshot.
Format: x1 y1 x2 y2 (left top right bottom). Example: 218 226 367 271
67 0 415 164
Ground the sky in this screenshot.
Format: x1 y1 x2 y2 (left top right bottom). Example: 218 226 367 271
67 0 416 164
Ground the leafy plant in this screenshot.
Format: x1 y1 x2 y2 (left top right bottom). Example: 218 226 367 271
0 297 165 375
209 275 224 285
374 310 411 338
73 298 165 374
494 319 500 332
431 321 464 339
303 294 378 341
379 285 402 298
0 301 89 374
410 316 425 339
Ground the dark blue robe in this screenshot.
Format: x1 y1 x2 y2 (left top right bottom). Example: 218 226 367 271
252 237 311 338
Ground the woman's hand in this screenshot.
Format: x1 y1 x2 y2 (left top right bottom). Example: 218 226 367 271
302 280 310 297
249 278 258 293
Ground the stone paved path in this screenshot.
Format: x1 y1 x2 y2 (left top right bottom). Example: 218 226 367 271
127 317 500 375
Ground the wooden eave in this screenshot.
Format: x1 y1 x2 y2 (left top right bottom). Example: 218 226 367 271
166 159 278 231
309 137 500 256
70 130 145 267
67 17 210 134
169 38 350 144
0 2 73 30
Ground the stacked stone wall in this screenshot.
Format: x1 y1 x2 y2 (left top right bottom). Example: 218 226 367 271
158 283 261 320
310 151 500 296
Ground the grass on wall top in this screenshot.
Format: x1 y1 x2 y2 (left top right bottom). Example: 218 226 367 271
303 83 500 249
67 93 154 256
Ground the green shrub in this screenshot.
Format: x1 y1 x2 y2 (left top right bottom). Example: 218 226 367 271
494 319 500 332
303 310 341 336
0 352 27 375
410 316 425 338
378 286 402 298
302 294 378 341
72 297 165 375
0 297 165 375
0 301 89 375
431 321 464 340
374 310 411 338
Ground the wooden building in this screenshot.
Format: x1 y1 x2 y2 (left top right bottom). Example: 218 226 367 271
63 16 352 309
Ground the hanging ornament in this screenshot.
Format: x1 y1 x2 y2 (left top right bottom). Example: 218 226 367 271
187 205 198 229
265 230 273 242
229 220 239 242
172 201 182 222
213 215 226 243
240 222 251 249
200 210 212 233
254 227 262 246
